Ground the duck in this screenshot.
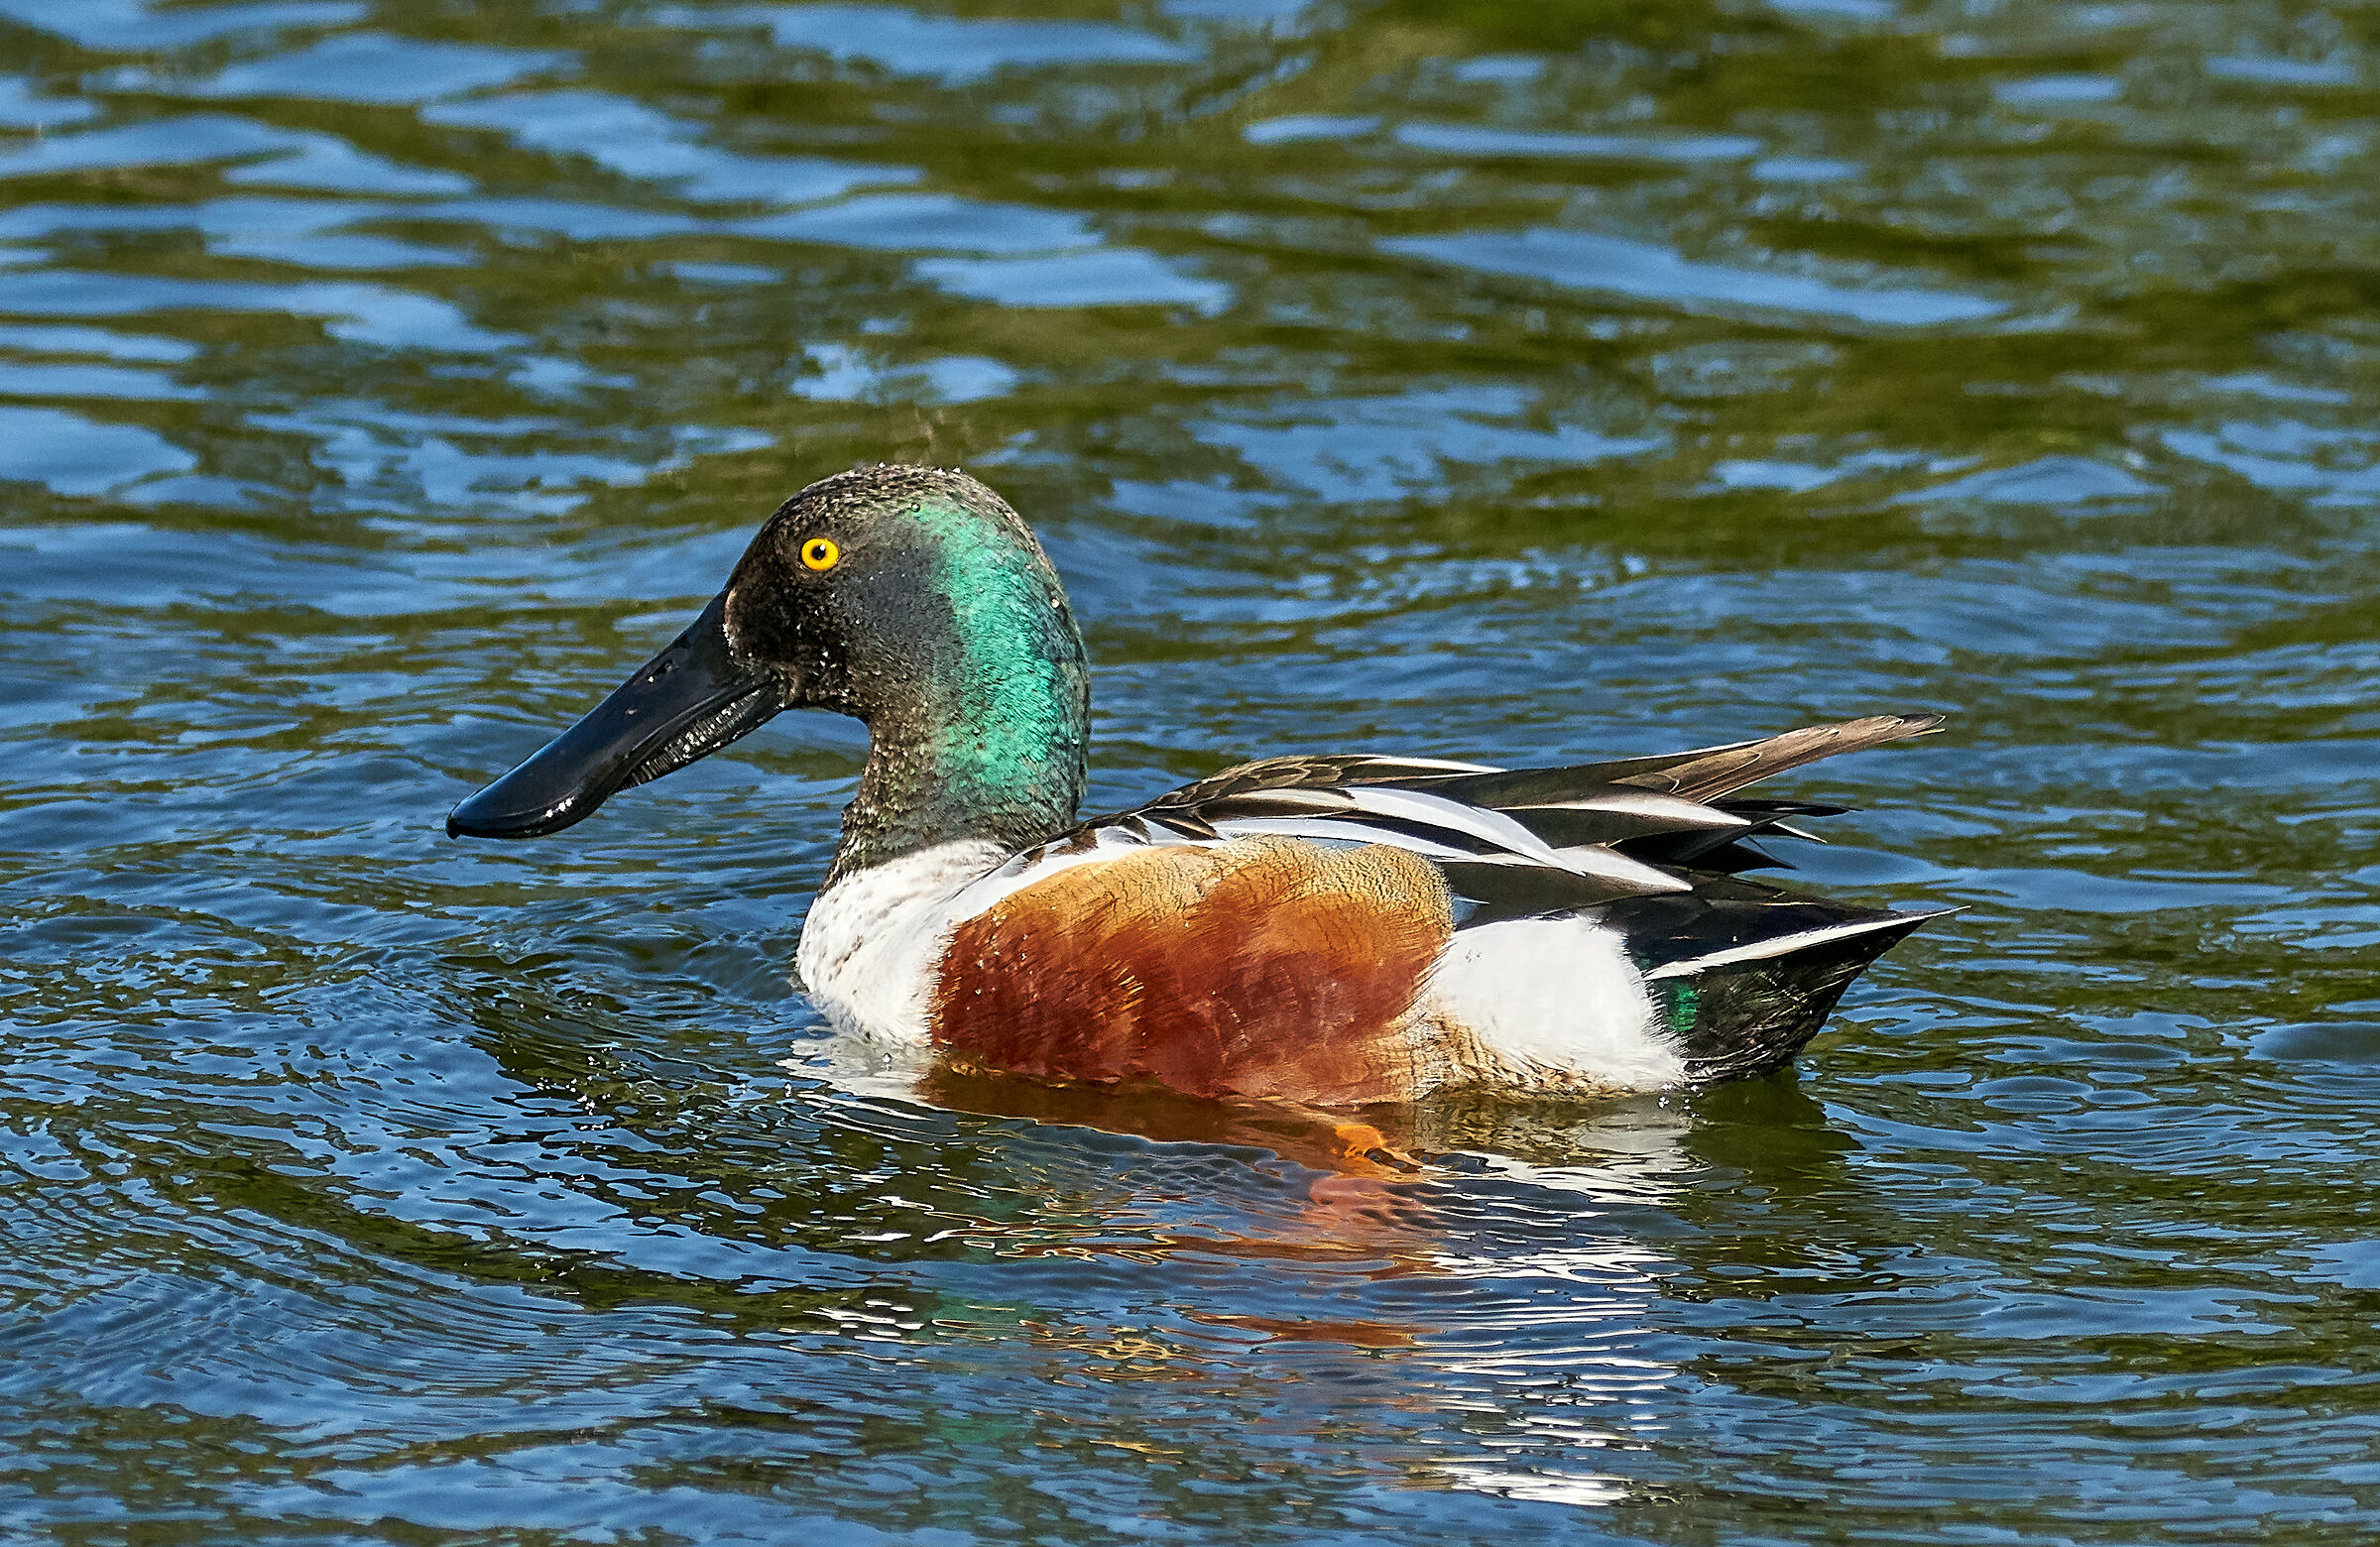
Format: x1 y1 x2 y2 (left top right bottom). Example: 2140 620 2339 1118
448 464 1949 1108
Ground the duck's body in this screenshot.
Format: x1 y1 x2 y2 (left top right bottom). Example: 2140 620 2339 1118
796 728 1941 1103
451 465 1946 1105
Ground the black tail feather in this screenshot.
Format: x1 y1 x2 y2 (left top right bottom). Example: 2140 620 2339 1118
1597 876 1950 1082
1664 910 1935 1082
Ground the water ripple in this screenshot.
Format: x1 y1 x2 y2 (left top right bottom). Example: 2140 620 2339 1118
1 0 2377 1543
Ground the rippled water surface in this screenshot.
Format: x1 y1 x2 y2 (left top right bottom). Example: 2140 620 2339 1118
4 0 2378 1540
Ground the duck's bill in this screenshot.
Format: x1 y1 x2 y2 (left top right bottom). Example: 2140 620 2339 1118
446 593 784 840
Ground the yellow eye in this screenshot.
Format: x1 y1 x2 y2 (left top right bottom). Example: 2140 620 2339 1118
800 536 840 572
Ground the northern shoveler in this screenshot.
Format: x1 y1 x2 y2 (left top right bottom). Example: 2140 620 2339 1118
449 464 1948 1106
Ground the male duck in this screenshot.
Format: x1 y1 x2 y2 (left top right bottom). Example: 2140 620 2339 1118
450 465 1947 1107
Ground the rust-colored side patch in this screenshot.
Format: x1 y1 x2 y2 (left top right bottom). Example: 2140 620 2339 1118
928 838 1454 1105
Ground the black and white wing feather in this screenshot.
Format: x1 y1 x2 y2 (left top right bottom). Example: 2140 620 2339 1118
1017 713 1945 916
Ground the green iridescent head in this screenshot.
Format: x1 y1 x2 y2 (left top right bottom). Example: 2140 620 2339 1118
733 465 1090 878
445 464 1091 881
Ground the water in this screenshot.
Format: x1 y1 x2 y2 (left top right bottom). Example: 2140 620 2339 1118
2 0 2376 1540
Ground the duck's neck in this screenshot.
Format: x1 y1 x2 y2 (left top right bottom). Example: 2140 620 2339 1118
832 695 1085 883
826 514 1089 886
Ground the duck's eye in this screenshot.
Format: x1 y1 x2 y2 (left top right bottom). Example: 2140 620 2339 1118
800 536 840 572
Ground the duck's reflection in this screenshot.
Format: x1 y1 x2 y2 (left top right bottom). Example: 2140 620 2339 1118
808 1039 1727 1511
918 1063 1428 1178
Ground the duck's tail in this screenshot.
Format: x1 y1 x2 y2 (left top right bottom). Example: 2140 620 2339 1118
1603 875 1956 1083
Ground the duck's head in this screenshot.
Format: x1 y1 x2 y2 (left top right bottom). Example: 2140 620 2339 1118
448 465 1090 878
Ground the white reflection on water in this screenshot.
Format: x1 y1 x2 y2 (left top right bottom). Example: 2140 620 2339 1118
803 1029 1694 1512
0 324 198 362
1195 385 1663 502
1244 114 1382 145
738 191 1089 252
0 0 364 50
0 114 469 193
0 76 97 129
189 32 568 103
423 91 917 207
658 3 1197 83
792 343 1019 405
1392 122 1763 164
917 249 1231 312
0 270 518 351
1384 228 2006 328
0 405 195 494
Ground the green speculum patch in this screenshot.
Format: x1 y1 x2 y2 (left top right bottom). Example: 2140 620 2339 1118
1663 980 1702 1037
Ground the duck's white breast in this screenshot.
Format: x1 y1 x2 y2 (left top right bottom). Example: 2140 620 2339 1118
795 838 1009 1042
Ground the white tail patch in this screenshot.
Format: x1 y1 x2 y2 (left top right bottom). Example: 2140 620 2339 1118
1426 917 1684 1092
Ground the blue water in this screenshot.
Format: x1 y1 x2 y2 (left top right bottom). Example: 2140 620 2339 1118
2 1 2377 1542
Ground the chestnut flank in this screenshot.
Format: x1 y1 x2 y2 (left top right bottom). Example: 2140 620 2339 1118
928 838 1453 1104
